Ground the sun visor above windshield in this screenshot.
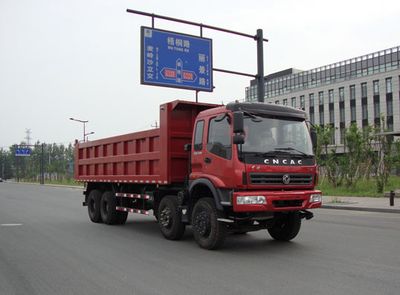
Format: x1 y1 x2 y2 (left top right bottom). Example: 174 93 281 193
226 102 306 120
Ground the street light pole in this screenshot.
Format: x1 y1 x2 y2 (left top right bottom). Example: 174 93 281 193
84 131 95 142
69 118 89 142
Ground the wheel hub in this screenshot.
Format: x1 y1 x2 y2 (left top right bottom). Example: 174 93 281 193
194 211 210 237
160 207 172 228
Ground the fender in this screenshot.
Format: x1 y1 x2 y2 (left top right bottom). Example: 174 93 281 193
188 178 232 211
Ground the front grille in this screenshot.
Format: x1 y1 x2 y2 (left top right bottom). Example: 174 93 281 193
249 173 313 185
273 200 304 208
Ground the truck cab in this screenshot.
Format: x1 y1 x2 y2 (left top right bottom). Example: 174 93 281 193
186 102 321 248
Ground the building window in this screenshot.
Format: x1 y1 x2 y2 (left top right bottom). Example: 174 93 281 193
300 95 305 110
362 97 368 122
319 110 324 125
373 80 379 95
291 97 296 108
350 85 356 100
310 112 315 125
329 124 335 145
339 87 344 102
350 100 356 122
374 96 380 119
319 91 324 105
387 117 393 131
329 108 334 124
283 99 288 106
386 96 393 116
361 82 367 98
386 77 392 94
328 89 334 103
309 93 314 107
340 127 345 145
386 90 393 131
339 102 345 123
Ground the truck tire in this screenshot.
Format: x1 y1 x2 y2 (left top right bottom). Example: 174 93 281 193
268 212 301 241
192 198 227 250
158 195 185 240
87 189 102 223
100 191 128 225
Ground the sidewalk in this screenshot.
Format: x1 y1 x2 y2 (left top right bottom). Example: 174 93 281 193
322 195 400 214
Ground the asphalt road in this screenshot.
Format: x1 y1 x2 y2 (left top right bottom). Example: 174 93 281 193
1 183 399 295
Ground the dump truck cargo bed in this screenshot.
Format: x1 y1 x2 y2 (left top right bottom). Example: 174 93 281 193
74 100 218 184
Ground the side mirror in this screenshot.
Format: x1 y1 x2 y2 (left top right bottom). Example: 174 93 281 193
310 129 317 148
233 134 245 145
233 111 244 134
184 143 191 152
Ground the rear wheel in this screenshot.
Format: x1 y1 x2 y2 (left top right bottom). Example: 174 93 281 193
87 189 102 223
100 191 128 225
268 212 301 241
158 196 185 240
192 198 227 250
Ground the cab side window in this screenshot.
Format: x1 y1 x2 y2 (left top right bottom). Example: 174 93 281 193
207 117 231 159
193 120 204 151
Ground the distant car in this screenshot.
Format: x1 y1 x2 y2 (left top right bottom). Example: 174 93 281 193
0 178 3 182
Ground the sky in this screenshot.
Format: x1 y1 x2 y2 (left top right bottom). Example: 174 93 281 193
1 0 399 148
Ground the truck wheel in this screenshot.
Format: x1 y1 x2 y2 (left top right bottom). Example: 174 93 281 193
158 196 185 240
88 189 102 223
100 191 128 225
268 212 301 241
192 198 227 250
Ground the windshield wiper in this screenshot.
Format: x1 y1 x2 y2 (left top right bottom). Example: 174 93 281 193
243 112 262 122
243 150 291 157
274 147 313 157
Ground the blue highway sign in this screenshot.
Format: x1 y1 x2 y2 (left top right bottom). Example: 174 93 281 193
141 27 213 92
15 148 32 157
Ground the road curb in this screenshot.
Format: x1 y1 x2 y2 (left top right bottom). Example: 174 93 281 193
322 205 400 214
6 181 83 190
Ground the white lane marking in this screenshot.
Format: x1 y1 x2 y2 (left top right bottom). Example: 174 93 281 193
1 223 23 227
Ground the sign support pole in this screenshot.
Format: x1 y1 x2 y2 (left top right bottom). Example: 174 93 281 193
128 9 268 102
256 29 265 102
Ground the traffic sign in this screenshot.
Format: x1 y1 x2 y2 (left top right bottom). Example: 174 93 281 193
15 148 31 157
141 27 213 92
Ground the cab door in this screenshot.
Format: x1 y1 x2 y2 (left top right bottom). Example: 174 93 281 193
191 119 205 177
201 116 234 188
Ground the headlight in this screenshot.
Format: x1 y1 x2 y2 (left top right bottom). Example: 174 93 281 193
310 193 322 203
237 196 266 205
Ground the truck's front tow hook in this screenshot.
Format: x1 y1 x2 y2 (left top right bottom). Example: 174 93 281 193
300 210 314 220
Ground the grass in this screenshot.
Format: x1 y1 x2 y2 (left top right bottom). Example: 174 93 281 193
19 178 82 187
45 179 82 187
317 175 400 197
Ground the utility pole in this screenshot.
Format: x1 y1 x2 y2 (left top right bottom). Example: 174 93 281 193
256 29 265 102
25 129 32 146
40 143 44 185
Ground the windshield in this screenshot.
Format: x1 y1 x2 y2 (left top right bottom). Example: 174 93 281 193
242 116 313 156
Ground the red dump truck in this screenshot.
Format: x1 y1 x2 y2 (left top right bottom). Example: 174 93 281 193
74 100 322 249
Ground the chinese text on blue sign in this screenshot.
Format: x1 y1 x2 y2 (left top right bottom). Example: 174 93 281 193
15 148 31 157
141 27 213 92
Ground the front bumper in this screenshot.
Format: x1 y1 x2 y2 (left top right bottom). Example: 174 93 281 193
232 190 322 212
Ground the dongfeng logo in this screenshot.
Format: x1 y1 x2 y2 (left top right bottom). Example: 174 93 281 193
282 174 291 185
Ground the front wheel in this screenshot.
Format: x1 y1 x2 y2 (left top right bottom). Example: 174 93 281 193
192 198 227 250
158 196 185 240
268 212 301 241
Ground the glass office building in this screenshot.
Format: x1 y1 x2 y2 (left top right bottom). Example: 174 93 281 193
245 46 400 146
